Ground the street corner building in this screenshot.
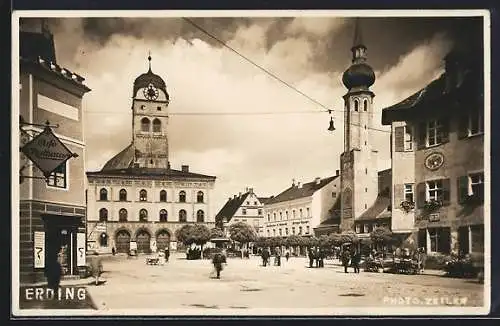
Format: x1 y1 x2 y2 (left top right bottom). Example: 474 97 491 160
381 30 485 255
18 22 91 283
86 56 216 254
215 187 270 238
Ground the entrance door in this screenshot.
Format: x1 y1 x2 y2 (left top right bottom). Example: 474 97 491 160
156 230 170 251
136 230 151 253
115 230 131 253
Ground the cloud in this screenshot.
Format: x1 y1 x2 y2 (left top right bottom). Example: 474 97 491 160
286 17 347 37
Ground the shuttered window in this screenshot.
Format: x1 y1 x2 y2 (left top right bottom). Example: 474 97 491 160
470 225 484 253
457 175 469 204
394 126 405 152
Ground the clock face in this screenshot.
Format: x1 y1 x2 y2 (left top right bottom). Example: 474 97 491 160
425 152 444 171
143 84 159 100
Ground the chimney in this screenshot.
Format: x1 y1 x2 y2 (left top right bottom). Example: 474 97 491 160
315 177 321 185
336 169 340 176
292 179 296 187
233 195 237 199
298 182 302 189
181 165 189 172
249 187 254 194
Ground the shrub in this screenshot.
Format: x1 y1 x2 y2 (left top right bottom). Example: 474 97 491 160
424 253 450 270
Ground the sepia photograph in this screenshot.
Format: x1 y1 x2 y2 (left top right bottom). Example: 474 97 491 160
11 10 490 316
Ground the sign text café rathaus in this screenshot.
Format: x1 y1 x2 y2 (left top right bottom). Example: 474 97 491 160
18 24 90 283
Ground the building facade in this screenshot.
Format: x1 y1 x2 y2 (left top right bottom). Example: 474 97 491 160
263 174 340 239
215 187 267 236
86 56 216 254
382 45 485 255
18 23 91 283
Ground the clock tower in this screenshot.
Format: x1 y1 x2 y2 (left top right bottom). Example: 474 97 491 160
339 20 379 231
131 55 170 169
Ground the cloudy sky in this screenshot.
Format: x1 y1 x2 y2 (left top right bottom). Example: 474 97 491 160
21 13 483 215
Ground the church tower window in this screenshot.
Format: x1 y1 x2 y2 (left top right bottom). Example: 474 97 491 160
141 117 150 132
153 118 161 133
354 99 359 112
364 99 368 111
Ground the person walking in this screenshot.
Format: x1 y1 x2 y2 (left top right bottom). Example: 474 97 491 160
111 247 116 256
352 250 361 273
318 248 325 268
164 247 170 263
261 248 269 267
341 249 351 273
285 250 290 262
275 247 282 266
90 252 103 285
212 249 226 279
308 248 315 268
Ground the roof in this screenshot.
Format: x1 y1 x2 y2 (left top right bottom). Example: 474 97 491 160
215 192 250 223
318 196 341 226
266 176 339 205
258 197 273 204
20 31 56 63
357 169 392 221
101 143 135 170
87 167 216 180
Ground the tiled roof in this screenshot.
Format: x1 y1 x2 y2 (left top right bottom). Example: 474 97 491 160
101 143 135 170
258 197 273 204
318 196 341 226
86 167 216 180
215 192 250 223
266 176 339 205
358 169 392 221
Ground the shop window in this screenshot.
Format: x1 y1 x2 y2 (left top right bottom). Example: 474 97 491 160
119 208 128 222
197 210 204 222
47 162 67 188
159 209 168 222
160 190 167 202
470 225 484 253
428 227 451 254
141 117 150 132
139 209 148 222
119 189 127 201
99 188 108 201
99 208 108 222
179 209 187 222
100 233 108 247
179 191 186 203
197 191 204 203
139 189 148 201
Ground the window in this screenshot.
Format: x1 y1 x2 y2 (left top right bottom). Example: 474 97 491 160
355 224 361 233
197 191 204 203
279 229 282 236
273 213 276 221
246 201 250 205
197 210 204 222
119 208 128 222
292 227 296 235
292 210 296 218
99 188 108 201
47 162 67 188
365 188 367 193
179 209 187 222
267 230 270 236
298 226 303 235
427 119 444 146
273 229 276 236
365 168 368 174
363 224 369 233
285 211 289 220
470 172 484 199
139 189 148 201
267 214 270 222
299 209 303 218
152 118 161 132
363 99 368 111
141 117 150 132
285 228 289 235
462 110 484 136
99 208 108 222
427 180 443 201
100 233 108 247
306 207 310 217
279 212 283 220
254 201 257 205
258 209 262 215
119 189 127 201
159 209 168 222
470 225 484 253
242 208 247 215
160 190 167 202
404 184 414 203
179 191 186 203
354 99 359 112
429 228 443 253
157 106 161 111
139 209 148 222
404 126 413 151
306 226 310 234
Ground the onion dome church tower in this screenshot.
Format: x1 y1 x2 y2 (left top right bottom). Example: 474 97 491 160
339 19 379 231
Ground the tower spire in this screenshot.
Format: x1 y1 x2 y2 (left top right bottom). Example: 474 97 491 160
351 18 367 64
147 51 152 72
352 18 364 48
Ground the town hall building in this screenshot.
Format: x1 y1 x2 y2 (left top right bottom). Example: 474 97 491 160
86 56 216 254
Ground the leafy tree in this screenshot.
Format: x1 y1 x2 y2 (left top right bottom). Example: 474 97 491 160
175 224 210 258
228 222 258 252
340 230 359 244
327 233 342 246
318 235 331 248
175 224 195 245
209 227 225 240
254 236 267 248
284 235 303 247
370 227 393 245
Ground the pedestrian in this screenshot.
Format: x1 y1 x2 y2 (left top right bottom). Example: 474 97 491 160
418 247 427 273
352 250 361 273
111 247 116 256
261 248 269 267
90 251 103 285
308 248 315 268
275 247 281 266
341 249 351 273
212 250 226 279
319 248 325 268
285 250 290 262
164 247 170 262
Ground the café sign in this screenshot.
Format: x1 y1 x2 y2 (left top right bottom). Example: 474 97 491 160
21 125 77 177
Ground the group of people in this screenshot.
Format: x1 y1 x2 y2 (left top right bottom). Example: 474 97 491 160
260 247 291 267
340 247 361 273
308 247 327 268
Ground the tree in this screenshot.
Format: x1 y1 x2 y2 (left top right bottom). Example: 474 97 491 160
228 222 258 253
340 230 359 244
370 227 393 245
209 227 225 240
175 224 210 259
284 235 303 247
318 235 331 248
327 233 342 246
254 236 267 248
175 224 195 246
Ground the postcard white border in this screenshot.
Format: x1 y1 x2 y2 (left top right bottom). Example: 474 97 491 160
11 9 491 317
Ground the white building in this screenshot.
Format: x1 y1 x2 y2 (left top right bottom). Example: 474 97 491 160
215 187 268 236
263 173 341 239
86 56 216 254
